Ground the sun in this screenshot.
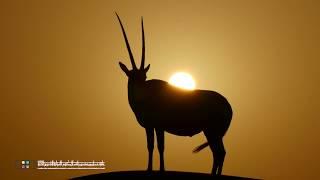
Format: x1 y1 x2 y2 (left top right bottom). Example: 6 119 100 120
169 72 196 90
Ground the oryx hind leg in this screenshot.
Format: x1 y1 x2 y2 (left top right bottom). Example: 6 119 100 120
216 138 225 175
204 130 225 175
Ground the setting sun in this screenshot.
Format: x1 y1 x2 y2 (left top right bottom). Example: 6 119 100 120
169 72 196 90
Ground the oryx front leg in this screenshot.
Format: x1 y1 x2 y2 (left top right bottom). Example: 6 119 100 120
156 129 165 172
145 128 154 172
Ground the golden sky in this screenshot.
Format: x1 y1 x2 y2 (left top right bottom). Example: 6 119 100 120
0 0 319 179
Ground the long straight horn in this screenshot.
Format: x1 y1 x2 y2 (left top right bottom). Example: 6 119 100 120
140 17 145 69
115 13 137 70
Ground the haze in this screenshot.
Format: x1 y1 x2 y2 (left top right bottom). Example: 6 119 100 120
0 0 319 179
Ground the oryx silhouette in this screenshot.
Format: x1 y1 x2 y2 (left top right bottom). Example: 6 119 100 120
116 13 233 175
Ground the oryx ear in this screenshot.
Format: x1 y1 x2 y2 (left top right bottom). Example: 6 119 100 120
144 64 150 72
119 62 130 76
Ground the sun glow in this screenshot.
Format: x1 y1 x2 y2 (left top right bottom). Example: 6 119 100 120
169 72 196 90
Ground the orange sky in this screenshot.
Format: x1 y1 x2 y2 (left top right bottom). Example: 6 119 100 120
0 0 319 179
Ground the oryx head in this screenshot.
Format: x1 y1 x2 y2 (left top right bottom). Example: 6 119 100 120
116 13 150 83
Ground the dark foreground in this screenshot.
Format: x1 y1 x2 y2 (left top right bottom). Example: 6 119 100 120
70 171 260 179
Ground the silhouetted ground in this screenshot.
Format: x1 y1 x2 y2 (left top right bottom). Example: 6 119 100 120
70 170 260 179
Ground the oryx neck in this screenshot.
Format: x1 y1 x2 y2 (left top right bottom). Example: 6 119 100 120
127 80 147 107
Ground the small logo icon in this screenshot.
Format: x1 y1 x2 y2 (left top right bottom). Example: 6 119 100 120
22 160 30 169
